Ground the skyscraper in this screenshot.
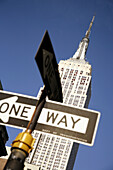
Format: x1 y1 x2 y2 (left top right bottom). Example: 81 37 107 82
26 16 95 170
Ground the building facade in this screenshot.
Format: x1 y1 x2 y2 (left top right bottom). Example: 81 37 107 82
26 16 95 170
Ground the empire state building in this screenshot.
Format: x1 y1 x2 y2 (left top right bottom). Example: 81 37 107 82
26 16 95 170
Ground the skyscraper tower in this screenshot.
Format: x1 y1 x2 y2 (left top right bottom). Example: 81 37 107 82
26 16 95 170
59 15 95 108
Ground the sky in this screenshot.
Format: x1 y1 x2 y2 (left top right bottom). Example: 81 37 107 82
0 0 113 169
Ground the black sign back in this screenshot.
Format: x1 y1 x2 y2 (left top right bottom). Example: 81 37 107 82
35 31 63 102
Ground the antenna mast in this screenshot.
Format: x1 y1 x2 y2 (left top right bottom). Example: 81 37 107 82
85 15 95 38
73 15 95 60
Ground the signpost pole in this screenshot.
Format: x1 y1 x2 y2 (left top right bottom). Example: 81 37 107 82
4 88 47 170
26 87 46 133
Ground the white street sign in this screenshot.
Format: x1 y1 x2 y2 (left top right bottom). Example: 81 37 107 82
38 108 89 134
0 90 100 146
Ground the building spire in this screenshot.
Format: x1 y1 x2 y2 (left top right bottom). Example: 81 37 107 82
85 15 95 39
73 15 95 60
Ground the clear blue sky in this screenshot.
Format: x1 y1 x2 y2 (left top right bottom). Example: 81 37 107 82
0 0 113 169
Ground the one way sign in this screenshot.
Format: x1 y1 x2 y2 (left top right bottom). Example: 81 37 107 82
0 90 100 146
